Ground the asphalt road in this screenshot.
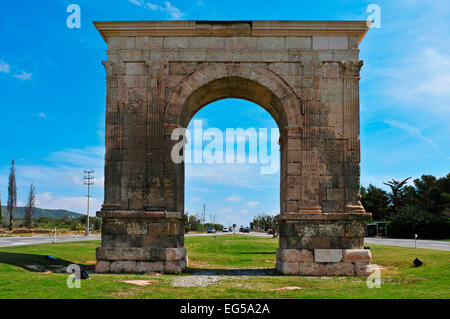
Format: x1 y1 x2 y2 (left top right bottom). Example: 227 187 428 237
0 235 101 248
0 233 449 251
364 237 450 251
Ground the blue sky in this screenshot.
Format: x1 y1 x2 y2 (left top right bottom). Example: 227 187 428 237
0 0 449 227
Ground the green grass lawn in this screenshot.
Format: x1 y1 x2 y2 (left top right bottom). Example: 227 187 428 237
0 235 449 299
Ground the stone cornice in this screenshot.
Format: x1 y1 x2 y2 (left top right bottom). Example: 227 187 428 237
93 20 370 44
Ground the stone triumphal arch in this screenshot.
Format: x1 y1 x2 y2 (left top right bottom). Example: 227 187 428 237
94 21 372 276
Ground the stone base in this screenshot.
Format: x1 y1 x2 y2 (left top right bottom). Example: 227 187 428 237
95 258 188 274
95 247 188 274
95 210 188 274
277 213 371 250
276 248 372 276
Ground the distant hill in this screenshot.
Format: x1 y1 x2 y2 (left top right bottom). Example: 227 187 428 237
1 206 83 220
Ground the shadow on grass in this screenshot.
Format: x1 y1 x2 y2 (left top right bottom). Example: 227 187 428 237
239 251 276 255
0 252 94 273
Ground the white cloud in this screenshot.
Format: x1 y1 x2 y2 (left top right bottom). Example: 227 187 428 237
246 201 259 207
164 1 184 19
146 2 159 10
226 194 241 202
385 119 450 159
35 192 102 215
13 71 32 81
128 0 184 19
129 0 143 5
219 208 232 214
0 60 10 73
378 48 450 115
36 112 47 118
0 146 105 213
186 163 279 189
241 209 248 214
190 197 201 202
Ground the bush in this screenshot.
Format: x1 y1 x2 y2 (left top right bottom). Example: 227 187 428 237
388 205 450 239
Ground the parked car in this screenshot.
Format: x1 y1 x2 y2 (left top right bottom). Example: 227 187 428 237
267 228 274 235
228 227 233 232
207 228 216 233
222 227 229 232
243 228 250 233
239 227 244 232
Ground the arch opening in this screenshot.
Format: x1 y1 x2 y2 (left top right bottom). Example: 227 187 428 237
180 77 287 129
184 98 281 236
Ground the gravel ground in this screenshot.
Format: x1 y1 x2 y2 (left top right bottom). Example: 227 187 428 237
172 269 274 287
171 269 274 287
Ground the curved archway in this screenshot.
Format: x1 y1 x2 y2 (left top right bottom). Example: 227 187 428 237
165 64 303 130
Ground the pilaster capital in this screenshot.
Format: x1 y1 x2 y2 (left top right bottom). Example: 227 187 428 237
102 61 126 77
340 60 364 78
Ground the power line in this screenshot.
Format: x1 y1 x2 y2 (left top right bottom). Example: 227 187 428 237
83 170 94 236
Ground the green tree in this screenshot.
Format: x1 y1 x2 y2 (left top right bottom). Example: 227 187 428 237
360 185 390 220
7 159 17 230
413 174 450 217
24 183 36 229
185 214 204 232
249 213 278 232
383 177 412 213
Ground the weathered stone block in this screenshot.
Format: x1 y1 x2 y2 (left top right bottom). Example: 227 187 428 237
110 261 137 273
165 247 187 261
314 249 343 262
136 261 164 273
95 261 110 273
322 62 340 78
342 249 371 263
148 222 171 234
279 249 313 262
279 261 299 275
312 36 329 50
164 260 183 274
318 223 345 237
355 263 375 276
326 262 355 276
329 36 348 50
102 222 127 235
295 223 318 237
285 37 312 49
298 262 326 276
345 222 366 237
125 62 146 75
127 222 148 235
164 37 189 49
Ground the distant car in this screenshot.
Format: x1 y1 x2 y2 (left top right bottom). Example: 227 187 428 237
207 228 216 233
267 228 274 235
228 227 233 232
239 227 244 232
222 227 228 232
243 228 250 233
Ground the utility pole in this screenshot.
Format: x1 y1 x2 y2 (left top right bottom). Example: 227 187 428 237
202 204 206 224
83 170 94 236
